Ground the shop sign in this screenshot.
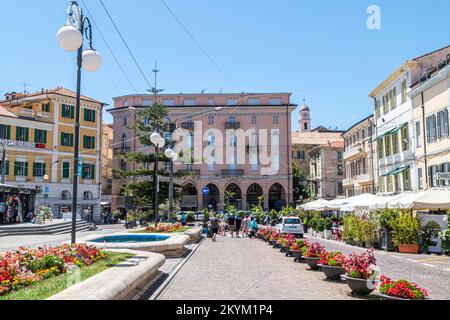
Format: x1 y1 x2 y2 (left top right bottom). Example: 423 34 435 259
0 139 45 149
437 173 450 180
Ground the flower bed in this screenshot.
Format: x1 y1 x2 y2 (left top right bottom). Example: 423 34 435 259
0 244 106 297
377 275 428 300
141 223 191 233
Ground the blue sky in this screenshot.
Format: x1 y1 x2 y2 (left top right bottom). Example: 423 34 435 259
1 0 449 130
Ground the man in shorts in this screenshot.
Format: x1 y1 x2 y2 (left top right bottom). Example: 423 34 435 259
209 215 220 242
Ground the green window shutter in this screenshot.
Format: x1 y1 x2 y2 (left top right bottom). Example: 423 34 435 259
5 160 9 176
34 129 39 143
91 164 95 179
82 136 86 148
63 162 70 178
43 163 46 176
91 137 95 149
16 127 20 140
24 162 28 177
32 163 37 177
93 110 96 122
61 104 65 117
25 128 29 142
14 161 18 176
83 109 87 121
60 133 64 146
43 130 47 144
70 134 74 147
7 125 10 139
70 106 74 119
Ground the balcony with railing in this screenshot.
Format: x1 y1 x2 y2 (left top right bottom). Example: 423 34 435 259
225 122 240 129
344 140 369 160
222 169 244 177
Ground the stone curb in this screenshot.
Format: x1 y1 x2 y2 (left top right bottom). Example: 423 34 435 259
48 249 165 300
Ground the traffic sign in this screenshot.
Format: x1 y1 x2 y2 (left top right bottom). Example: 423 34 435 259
202 187 209 196
44 186 49 194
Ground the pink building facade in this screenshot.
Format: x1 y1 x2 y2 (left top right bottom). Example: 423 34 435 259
109 93 296 212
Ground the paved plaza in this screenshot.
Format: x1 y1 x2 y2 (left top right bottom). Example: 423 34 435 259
157 234 450 300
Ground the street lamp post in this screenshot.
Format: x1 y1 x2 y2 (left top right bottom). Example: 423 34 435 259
57 1 101 244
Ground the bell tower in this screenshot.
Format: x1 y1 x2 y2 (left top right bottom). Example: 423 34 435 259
298 99 311 132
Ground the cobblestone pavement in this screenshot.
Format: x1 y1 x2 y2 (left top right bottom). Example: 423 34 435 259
306 235 450 300
157 234 359 300
0 224 125 253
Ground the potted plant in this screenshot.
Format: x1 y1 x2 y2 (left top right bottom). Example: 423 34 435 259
282 234 296 256
375 275 429 300
302 242 326 270
420 221 441 254
439 226 450 256
323 217 333 239
391 211 420 254
291 239 308 262
375 209 398 251
317 218 325 238
318 251 347 280
342 249 379 295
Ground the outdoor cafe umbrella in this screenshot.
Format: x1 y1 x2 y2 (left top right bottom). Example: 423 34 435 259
387 189 450 210
300 198 330 211
323 197 350 210
368 193 408 210
339 193 379 212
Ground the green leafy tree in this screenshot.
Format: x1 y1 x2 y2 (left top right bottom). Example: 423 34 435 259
292 163 311 202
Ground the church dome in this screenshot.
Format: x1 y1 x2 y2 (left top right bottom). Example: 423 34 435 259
300 104 310 112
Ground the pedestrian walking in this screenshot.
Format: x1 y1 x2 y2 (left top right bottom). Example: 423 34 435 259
227 213 236 238
181 212 187 226
219 217 227 236
209 215 220 242
235 214 242 238
241 215 249 237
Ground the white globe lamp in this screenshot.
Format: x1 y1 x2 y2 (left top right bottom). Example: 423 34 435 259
56 25 82 52
150 132 162 145
157 136 166 148
165 149 174 159
171 153 178 162
82 49 102 72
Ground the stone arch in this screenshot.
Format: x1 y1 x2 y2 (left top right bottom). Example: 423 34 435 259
61 190 71 200
246 183 264 210
224 183 243 210
203 183 220 211
268 183 286 211
181 183 198 210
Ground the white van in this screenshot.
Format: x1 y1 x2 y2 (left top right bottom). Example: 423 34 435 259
275 216 304 237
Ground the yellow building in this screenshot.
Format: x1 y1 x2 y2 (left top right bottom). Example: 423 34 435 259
100 123 113 215
410 55 450 189
0 87 106 222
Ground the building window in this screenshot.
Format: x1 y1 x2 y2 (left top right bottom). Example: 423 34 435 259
83 109 96 122
273 116 279 124
14 161 28 176
61 104 74 119
338 182 344 195
338 164 344 176
297 150 305 160
415 121 421 147
391 87 397 110
83 191 93 200
426 114 437 143
384 135 391 157
15 127 29 142
337 151 343 161
417 168 423 190
32 162 46 177
123 117 127 126
382 95 388 114
208 98 215 106
392 131 398 154
2 160 9 176
142 98 153 106
377 139 384 159
120 159 126 171
269 98 282 105
61 190 71 200
62 161 71 179
82 163 95 180
208 115 214 125
144 117 150 125
83 136 95 149
401 80 407 103
123 100 128 107
226 98 239 106
394 174 400 192
248 98 260 105
403 169 411 191
183 98 196 106
61 133 74 147
401 125 409 151
229 115 236 123
0 125 11 139
437 108 449 139
207 133 215 146
42 103 50 112
251 115 257 124
34 129 47 144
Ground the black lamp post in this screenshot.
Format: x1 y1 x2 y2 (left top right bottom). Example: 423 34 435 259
57 1 102 244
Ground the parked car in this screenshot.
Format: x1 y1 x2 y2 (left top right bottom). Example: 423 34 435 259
275 216 304 238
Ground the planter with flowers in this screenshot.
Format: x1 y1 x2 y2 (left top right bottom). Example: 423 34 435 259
318 251 347 280
270 231 281 248
342 249 379 295
391 210 420 254
290 239 308 262
302 242 326 270
280 234 296 256
375 275 429 300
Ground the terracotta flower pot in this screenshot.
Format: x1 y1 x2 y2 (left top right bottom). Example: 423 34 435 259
319 264 346 280
303 256 321 270
342 275 378 295
398 244 420 254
